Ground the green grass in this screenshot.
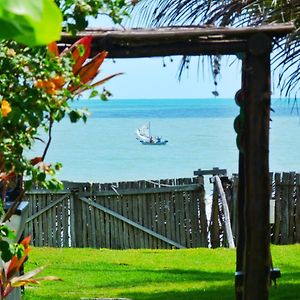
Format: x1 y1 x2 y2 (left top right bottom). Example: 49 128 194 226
22 245 300 300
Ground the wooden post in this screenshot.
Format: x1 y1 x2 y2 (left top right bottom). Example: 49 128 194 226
243 33 272 300
235 60 246 299
235 153 246 300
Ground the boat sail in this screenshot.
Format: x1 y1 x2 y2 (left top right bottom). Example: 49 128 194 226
136 122 168 145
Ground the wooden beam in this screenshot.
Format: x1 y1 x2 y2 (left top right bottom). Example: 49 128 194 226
62 23 294 40
61 37 247 58
194 167 227 176
59 24 294 58
83 183 203 197
243 33 272 300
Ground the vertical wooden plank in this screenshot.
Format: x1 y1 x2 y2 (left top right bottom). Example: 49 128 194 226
90 197 97 248
110 183 119 249
165 179 173 247
198 184 208 247
114 195 122 249
184 178 192 248
210 182 220 248
190 190 200 248
192 177 203 248
38 195 44 246
70 192 76 247
47 194 53 247
42 193 48 246
162 179 169 249
81 196 87 247
141 181 147 248
116 192 124 249
144 181 152 248
177 178 187 248
137 181 145 248
113 194 122 249
33 194 39 246
281 172 289 244
132 181 140 248
104 195 111 248
288 172 295 244
296 174 300 243
56 197 62 247
127 182 135 249
273 173 282 244
150 180 158 249
75 192 83 247
27 196 33 243
98 195 106 248
93 184 99 248
119 181 129 249
157 180 165 248
106 195 113 248
173 185 181 246
169 179 176 244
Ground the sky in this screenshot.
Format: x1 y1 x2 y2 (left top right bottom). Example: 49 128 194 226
89 16 281 100
100 56 243 99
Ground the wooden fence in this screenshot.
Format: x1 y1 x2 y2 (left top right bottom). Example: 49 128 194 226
210 172 300 247
23 171 300 249
24 177 207 249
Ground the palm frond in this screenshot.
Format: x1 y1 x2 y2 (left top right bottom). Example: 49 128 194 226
130 0 300 97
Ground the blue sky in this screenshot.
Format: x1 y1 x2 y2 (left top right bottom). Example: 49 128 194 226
99 56 243 99
99 55 244 99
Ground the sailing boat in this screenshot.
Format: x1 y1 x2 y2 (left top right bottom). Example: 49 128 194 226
135 122 168 145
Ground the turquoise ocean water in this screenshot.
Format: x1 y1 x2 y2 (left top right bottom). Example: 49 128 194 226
31 98 300 183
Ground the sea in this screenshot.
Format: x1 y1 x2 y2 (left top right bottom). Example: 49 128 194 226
30 98 300 192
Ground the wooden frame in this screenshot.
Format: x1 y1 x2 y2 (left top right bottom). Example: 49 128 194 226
61 23 295 300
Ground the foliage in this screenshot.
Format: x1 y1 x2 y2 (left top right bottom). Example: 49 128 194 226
0 1 128 297
132 0 300 97
0 236 60 300
55 0 133 34
0 0 62 46
22 245 300 300
0 33 120 298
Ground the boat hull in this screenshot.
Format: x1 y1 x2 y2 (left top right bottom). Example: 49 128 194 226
140 140 168 145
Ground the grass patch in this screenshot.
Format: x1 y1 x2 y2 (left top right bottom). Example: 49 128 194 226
23 245 300 300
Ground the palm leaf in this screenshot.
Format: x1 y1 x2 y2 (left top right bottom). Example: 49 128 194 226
131 0 300 96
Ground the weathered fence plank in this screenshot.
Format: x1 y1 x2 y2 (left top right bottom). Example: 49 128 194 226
296 174 300 243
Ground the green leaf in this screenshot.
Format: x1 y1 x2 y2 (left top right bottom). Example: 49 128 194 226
69 110 80 123
0 224 16 240
89 90 99 99
37 172 46 182
0 0 62 46
0 240 13 262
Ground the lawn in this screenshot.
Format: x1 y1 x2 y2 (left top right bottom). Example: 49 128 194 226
23 244 300 300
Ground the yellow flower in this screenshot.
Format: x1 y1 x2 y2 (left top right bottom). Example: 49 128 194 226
1 100 12 117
